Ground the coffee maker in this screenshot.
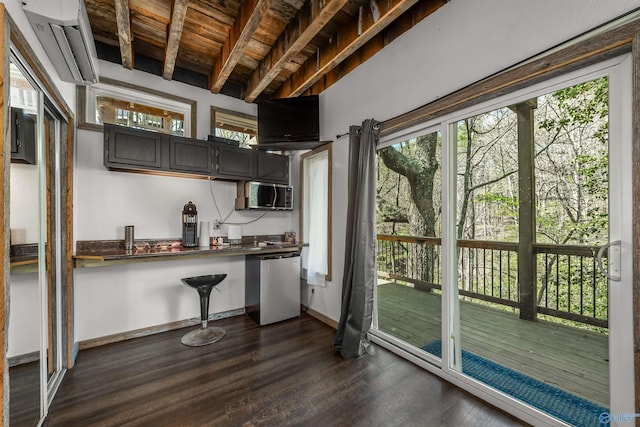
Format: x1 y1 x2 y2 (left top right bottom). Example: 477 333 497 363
182 201 198 247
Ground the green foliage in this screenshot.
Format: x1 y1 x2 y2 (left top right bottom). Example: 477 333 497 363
536 76 609 245
474 193 518 218
539 77 608 142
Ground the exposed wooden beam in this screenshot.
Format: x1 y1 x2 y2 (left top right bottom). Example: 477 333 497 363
275 0 420 99
163 0 190 80
209 0 271 94
244 0 349 103
311 0 446 95
114 0 134 70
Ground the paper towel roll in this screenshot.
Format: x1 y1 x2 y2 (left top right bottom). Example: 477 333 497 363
199 221 210 247
228 225 242 242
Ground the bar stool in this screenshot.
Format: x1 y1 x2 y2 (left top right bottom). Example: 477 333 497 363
180 274 227 346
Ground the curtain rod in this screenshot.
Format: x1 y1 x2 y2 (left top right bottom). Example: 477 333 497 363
336 122 380 139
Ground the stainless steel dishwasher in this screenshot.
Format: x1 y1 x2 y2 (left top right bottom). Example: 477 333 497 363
245 252 301 325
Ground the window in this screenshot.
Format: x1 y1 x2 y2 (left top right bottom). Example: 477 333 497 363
210 106 257 148
100 96 184 133
78 77 196 137
300 144 332 285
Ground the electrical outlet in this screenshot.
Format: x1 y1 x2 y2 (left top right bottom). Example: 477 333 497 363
214 220 221 230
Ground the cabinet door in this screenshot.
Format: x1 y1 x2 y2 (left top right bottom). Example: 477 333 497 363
215 144 255 180
104 124 163 170
10 107 37 165
256 151 289 184
168 137 213 175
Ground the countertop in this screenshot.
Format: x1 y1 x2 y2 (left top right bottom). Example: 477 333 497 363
10 244 38 274
73 238 303 268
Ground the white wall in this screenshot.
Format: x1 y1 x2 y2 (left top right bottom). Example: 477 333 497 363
73 61 295 341
315 0 640 322
9 164 38 244
7 273 39 357
74 257 245 342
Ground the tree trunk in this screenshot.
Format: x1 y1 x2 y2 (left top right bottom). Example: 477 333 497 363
379 133 439 285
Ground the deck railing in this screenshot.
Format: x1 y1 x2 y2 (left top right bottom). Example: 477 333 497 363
376 234 608 328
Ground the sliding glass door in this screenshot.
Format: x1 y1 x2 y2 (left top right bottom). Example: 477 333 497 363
373 55 634 426
447 56 633 425
374 128 443 361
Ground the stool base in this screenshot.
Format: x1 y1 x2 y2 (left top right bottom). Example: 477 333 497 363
180 326 226 347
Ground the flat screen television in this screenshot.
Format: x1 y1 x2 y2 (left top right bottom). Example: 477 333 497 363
257 95 320 145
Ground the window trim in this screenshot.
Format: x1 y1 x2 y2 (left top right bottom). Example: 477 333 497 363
77 77 197 137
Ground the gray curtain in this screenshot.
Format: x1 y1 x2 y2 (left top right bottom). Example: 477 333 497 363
333 119 380 359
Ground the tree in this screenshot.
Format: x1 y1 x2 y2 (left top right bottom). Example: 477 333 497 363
375 76 610 323
378 132 439 237
536 77 609 246
378 132 440 284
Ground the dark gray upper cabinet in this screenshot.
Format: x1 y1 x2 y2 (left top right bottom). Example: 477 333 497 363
256 151 289 184
168 137 213 175
10 107 37 165
215 144 256 180
104 123 164 170
102 124 289 183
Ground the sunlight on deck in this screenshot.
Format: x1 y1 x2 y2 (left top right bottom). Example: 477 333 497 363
376 281 609 407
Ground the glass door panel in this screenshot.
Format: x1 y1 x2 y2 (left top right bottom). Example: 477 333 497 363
375 130 443 359
8 57 42 427
450 72 627 426
9 48 68 424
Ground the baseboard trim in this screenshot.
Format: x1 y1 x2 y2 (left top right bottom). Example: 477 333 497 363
78 308 246 350
304 307 338 329
8 351 39 367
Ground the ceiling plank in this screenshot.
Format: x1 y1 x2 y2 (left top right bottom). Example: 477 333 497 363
244 0 350 103
114 0 134 69
209 0 271 94
275 0 420 99
163 0 191 80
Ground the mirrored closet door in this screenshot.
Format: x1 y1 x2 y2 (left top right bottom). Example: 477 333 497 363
8 47 66 425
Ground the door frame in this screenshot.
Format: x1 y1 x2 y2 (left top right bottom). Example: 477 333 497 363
441 54 634 425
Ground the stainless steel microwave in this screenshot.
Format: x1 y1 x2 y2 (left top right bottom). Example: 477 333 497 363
246 182 293 210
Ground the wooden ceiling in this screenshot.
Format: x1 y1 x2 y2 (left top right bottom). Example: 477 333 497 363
85 0 448 103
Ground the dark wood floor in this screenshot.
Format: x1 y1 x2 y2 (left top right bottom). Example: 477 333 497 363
10 361 40 427
44 313 525 426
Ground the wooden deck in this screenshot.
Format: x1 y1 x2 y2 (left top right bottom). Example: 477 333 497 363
376 282 609 407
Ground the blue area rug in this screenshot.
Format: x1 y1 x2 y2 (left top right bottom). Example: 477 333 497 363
422 341 609 427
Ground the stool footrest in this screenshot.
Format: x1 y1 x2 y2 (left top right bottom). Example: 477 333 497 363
181 326 226 347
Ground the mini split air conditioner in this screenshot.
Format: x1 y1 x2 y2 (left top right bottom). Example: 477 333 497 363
23 0 99 85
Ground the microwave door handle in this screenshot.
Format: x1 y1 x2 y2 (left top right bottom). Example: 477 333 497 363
272 185 278 208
